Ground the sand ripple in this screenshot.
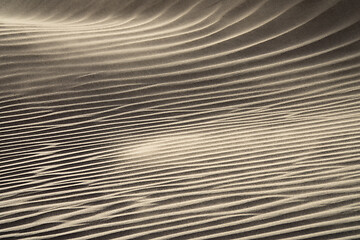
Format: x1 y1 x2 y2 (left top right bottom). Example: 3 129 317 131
1 0 360 239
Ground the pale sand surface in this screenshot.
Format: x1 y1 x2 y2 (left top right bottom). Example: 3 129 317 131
1 1 360 239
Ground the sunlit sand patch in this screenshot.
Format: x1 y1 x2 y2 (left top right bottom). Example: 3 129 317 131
122 132 206 163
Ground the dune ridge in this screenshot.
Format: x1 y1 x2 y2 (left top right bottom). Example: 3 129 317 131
1 0 360 239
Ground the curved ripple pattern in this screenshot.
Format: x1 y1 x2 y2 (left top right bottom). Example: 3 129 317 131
1 0 360 239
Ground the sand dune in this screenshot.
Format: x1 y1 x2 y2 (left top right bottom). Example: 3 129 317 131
1 0 360 239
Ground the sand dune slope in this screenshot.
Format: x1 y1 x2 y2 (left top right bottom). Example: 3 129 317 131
1 0 360 239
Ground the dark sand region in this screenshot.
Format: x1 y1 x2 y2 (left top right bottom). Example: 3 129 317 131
1 0 360 239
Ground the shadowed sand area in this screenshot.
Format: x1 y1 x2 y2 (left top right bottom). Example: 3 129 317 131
1 0 360 239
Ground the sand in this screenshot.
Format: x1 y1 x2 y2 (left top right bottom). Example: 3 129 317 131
1 0 360 239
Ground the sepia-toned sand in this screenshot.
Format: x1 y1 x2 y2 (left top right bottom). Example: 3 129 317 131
1 0 360 239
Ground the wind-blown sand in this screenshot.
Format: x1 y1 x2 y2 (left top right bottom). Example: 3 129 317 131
1 0 360 239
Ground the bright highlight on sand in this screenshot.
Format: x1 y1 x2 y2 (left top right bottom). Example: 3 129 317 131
123 133 206 162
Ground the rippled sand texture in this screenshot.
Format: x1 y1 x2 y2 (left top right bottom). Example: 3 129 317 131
1 0 360 239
